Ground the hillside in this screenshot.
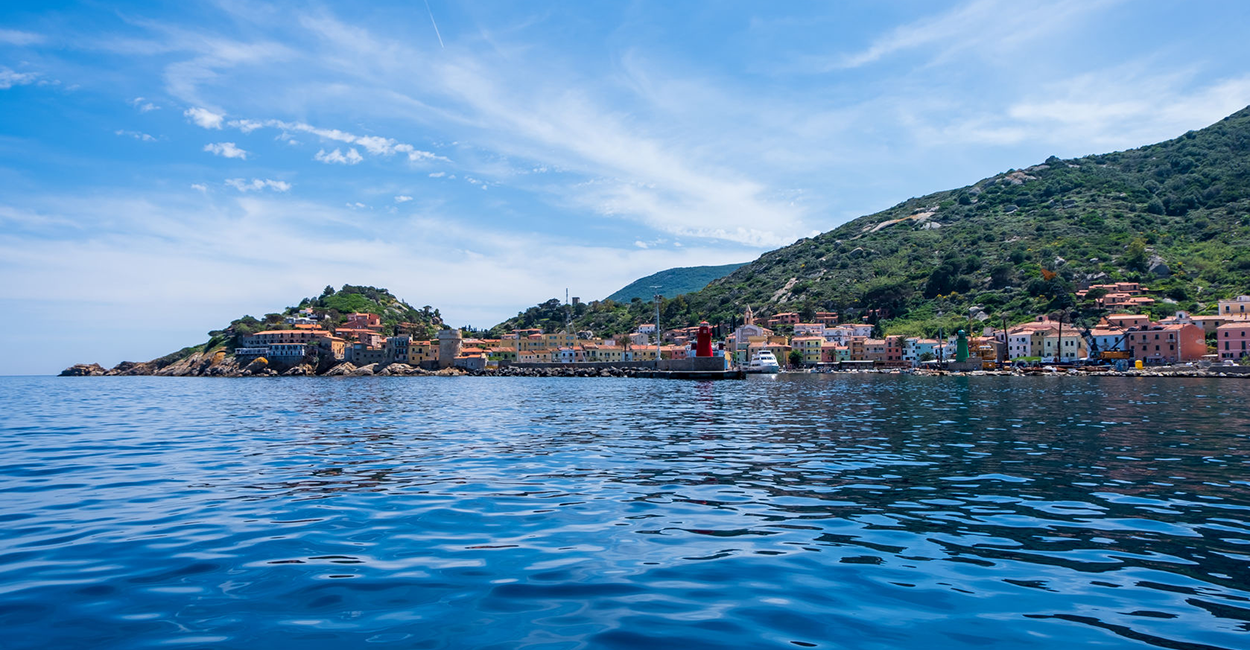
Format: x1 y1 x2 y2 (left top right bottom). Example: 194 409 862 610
496 106 1250 337
215 284 444 345
606 263 746 302
63 285 445 376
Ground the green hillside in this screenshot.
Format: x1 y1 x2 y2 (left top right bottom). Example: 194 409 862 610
495 106 1250 338
205 284 444 352
606 263 746 302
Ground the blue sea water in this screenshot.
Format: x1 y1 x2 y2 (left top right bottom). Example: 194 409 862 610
1 374 1249 649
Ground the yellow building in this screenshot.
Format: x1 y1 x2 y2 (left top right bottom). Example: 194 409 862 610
791 336 823 366
632 345 658 361
585 345 627 362
542 332 576 350
407 340 438 366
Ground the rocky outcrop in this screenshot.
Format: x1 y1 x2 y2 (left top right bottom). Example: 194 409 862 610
377 363 426 376
281 364 316 376
323 362 357 376
351 363 378 376
243 357 269 374
106 361 154 376
59 363 107 377
1148 254 1171 278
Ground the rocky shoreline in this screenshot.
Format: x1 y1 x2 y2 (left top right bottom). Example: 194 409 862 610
58 352 661 378
60 355 1249 379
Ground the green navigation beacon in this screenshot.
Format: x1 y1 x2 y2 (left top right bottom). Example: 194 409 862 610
956 329 969 363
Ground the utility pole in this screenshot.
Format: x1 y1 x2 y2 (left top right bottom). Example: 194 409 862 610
1055 309 1065 365
654 291 662 369
1000 315 1008 369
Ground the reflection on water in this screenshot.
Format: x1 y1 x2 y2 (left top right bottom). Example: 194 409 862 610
2 374 1249 649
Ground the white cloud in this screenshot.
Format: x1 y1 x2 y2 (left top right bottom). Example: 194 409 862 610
227 118 447 163
393 143 440 162
0 29 43 46
225 178 290 192
394 195 413 203
0 66 39 89
203 141 248 159
428 171 446 178
184 107 224 129
227 119 263 133
314 147 363 165
191 183 208 192
115 130 157 142
131 97 160 112
0 191 751 373
346 202 367 209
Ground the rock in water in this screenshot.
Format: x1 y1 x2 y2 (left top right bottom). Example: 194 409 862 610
59 363 106 377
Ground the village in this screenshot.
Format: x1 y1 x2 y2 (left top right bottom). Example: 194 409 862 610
229 288 1250 374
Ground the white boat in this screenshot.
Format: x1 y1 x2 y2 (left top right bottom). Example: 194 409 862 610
746 350 782 374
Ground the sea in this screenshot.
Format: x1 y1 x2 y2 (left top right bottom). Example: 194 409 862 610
1 374 1248 649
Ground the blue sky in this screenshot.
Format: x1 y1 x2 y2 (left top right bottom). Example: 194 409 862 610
3 0 1250 374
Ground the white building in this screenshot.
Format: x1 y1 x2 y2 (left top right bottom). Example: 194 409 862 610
794 323 825 337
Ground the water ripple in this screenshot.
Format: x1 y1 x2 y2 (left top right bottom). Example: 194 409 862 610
1 374 1249 649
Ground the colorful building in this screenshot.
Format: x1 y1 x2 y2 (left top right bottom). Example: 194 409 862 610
1217 322 1250 361
1127 323 1206 364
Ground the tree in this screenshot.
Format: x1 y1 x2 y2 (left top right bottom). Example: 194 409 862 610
1125 238 1149 272
989 263 1014 289
919 352 936 363
788 350 804 368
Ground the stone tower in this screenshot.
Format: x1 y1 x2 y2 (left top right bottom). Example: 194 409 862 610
436 329 463 368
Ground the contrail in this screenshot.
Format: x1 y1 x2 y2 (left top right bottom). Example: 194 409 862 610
423 0 445 48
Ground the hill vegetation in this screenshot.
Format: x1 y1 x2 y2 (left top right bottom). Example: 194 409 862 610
606 263 746 302
189 285 444 356
495 106 1250 337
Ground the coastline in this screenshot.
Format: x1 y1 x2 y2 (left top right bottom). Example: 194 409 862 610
59 360 1250 379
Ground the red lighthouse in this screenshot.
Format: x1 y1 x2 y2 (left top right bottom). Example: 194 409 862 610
696 321 713 357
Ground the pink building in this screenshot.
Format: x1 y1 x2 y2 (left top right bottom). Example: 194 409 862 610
769 312 800 326
346 312 383 330
1217 322 1250 361
1106 314 1151 329
1126 323 1205 364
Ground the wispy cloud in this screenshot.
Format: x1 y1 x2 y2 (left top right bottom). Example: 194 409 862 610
223 117 447 162
0 66 39 89
204 141 248 159
906 66 1250 151
191 183 208 192
225 178 290 192
115 130 157 142
227 119 263 133
314 147 363 165
821 0 1118 70
131 97 160 112
0 29 44 46
394 195 413 203
184 106 224 129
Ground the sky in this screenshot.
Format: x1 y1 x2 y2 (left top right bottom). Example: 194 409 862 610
3 0 1250 374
